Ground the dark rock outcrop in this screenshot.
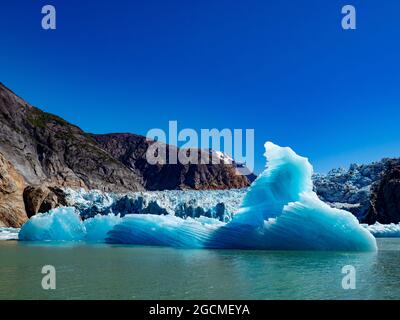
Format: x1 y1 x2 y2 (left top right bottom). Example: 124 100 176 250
23 186 67 218
364 161 400 224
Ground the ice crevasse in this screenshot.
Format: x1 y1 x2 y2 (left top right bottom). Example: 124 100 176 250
19 142 377 251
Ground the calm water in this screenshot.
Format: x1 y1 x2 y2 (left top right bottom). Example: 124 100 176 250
0 239 399 300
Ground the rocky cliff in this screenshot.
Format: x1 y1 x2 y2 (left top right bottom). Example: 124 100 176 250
92 133 253 191
364 160 400 224
313 158 400 223
0 83 144 193
0 152 27 227
0 83 253 227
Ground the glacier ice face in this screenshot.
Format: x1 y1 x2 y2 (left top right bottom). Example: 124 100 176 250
0 227 19 240
64 188 245 221
312 158 400 219
64 189 115 218
363 223 400 238
18 142 378 251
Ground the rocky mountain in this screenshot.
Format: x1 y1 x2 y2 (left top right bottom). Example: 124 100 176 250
313 158 400 222
0 83 144 193
364 160 400 224
92 133 253 191
23 186 67 219
0 82 253 227
0 152 26 227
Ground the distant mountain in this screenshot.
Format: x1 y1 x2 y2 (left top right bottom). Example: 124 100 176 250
0 82 254 227
365 161 400 224
92 133 253 191
313 158 400 223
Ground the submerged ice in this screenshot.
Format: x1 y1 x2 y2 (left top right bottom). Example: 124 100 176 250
18 142 377 251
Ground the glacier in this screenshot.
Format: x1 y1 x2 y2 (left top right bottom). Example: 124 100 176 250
17 142 378 251
363 223 400 238
0 227 19 240
312 158 400 220
63 187 245 221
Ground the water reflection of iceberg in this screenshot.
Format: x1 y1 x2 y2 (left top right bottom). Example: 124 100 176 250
19 142 377 251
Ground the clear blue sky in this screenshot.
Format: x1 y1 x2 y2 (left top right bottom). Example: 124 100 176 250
1 0 400 173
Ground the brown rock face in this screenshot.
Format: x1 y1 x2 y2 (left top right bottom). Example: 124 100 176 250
0 82 144 193
0 152 27 227
364 162 400 224
23 186 67 218
92 133 253 190
0 82 252 193
39 187 68 214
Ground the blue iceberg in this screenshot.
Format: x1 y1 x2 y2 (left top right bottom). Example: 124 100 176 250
19 207 86 241
107 215 224 247
19 207 120 242
19 142 377 251
106 142 377 251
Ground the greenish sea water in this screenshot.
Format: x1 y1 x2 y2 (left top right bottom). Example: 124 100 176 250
0 239 399 300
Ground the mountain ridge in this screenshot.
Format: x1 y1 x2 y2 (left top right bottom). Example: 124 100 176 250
313 158 400 223
0 82 253 227
91 132 255 190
